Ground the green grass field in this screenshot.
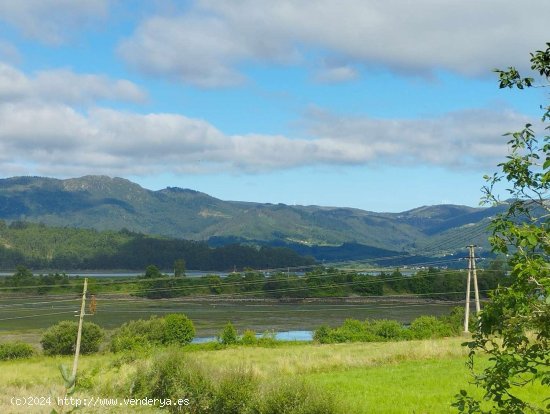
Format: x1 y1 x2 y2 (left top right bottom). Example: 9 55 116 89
1 336 546 413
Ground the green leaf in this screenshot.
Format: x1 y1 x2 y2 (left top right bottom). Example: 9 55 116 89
527 234 538 245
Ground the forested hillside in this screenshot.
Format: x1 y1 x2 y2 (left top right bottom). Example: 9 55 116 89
0 221 314 271
0 176 502 256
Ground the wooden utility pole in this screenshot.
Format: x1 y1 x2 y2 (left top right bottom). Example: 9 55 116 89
72 278 88 378
464 245 480 333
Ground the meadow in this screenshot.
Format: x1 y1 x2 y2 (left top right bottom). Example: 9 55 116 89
0 337 546 413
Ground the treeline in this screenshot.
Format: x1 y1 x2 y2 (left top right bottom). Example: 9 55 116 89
0 221 314 271
136 266 508 299
0 264 509 298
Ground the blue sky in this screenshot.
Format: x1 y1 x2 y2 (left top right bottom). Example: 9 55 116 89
0 0 548 212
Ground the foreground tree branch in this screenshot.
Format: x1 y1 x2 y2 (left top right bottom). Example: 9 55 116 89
454 43 550 414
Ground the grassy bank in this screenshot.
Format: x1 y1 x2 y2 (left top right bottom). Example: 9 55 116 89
1 337 545 413
0 337 525 413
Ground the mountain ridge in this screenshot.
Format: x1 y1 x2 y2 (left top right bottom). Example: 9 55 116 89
0 175 500 255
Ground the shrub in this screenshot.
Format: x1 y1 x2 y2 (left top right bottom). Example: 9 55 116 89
370 319 406 340
241 329 258 345
211 369 257 413
219 321 238 345
409 315 453 340
163 313 195 345
131 349 215 413
41 321 104 355
440 306 474 335
313 325 333 343
257 329 278 346
260 380 337 414
129 349 336 413
339 318 367 341
314 317 457 344
329 319 378 343
0 342 35 360
111 314 196 352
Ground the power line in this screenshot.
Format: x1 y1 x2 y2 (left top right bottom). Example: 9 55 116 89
0 298 79 308
94 302 464 315
0 311 75 321
80 273 486 300
0 266 506 302
0 246 506 293
0 265 438 292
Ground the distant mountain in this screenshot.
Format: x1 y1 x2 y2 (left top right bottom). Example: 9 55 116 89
0 175 503 261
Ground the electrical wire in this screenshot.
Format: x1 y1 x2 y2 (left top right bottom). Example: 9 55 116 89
0 298 79 308
0 264 508 307
0 311 75 321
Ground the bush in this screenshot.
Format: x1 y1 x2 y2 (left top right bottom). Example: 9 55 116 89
313 325 333 344
110 316 166 352
260 380 337 414
409 316 453 340
257 330 278 346
440 306 474 335
370 319 407 340
241 329 258 345
314 316 460 344
219 321 238 345
0 342 35 360
211 369 257 413
163 313 195 345
338 319 369 342
131 349 215 413
129 348 337 413
111 314 195 352
133 351 259 413
41 321 104 355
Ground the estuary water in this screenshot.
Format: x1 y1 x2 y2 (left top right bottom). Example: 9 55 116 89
0 296 457 337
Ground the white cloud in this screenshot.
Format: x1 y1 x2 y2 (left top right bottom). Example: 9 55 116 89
0 95 531 177
0 0 110 44
119 0 550 87
0 63 147 104
118 13 299 87
0 40 20 63
303 107 531 169
315 64 358 83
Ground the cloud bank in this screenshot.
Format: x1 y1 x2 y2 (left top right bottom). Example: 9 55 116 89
119 0 550 87
0 63 528 177
0 63 146 104
0 0 110 44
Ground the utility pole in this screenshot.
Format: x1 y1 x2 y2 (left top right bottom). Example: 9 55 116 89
72 278 88 378
469 245 481 313
464 245 480 333
464 255 472 333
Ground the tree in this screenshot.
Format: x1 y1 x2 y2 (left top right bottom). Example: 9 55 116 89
174 258 186 277
455 44 550 413
163 313 195 345
144 264 162 279
219 321 238 345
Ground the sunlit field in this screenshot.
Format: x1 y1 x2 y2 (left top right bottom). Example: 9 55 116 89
1 336 545 413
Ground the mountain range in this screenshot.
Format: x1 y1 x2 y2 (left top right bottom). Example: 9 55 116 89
0 175 502 262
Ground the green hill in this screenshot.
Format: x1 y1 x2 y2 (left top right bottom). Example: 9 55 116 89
0 222 314 271
0 175 502 259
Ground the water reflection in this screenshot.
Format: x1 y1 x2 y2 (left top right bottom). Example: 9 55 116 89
192 330 313 344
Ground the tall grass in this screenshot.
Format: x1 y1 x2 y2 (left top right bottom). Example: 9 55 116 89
3 337 531 414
